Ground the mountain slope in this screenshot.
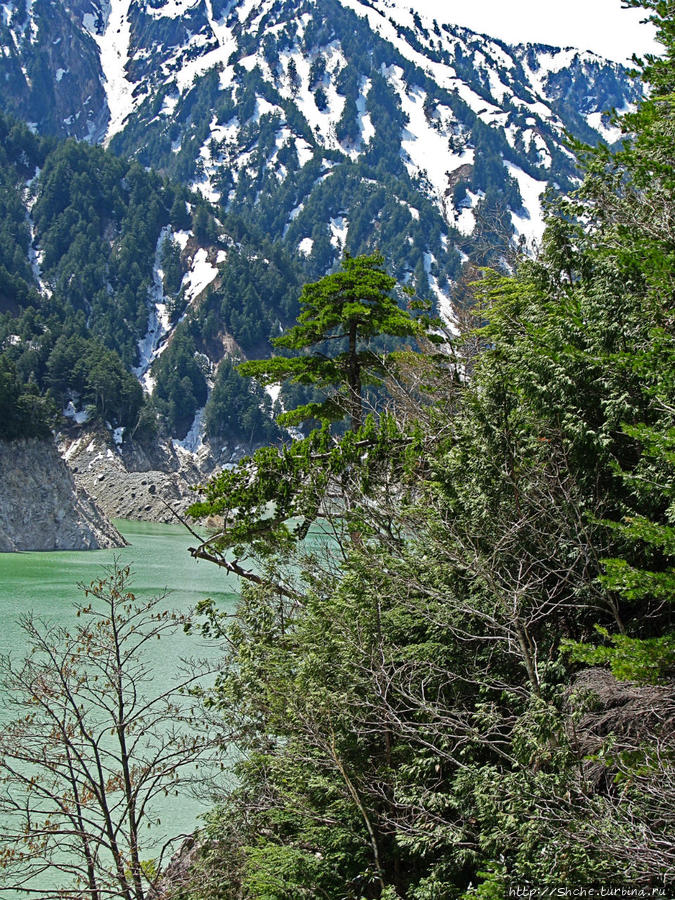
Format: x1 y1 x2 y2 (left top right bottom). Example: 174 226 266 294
0 0 639 319
0 0 641 461
0 0 107 139
0 113 297 458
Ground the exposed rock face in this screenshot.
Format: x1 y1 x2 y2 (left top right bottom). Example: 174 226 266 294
565 667 675 791
0 438 125 551
156 835 200 898
61 425 206 525
0 0 108 141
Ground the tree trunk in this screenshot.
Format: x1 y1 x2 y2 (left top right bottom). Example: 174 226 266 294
111 608 146 900
347 320 362 431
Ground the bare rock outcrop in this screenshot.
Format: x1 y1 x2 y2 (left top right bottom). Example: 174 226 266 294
61 425 203 524
0 438 125 551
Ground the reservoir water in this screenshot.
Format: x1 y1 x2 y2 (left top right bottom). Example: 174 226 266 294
0 519 240 634
0 519 240 897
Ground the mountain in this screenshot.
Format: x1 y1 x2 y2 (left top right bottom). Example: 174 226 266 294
0 0 641 466
0 114 292 457
2 1 639 276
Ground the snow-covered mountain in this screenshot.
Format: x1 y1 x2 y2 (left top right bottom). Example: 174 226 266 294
0 1 638 308
0 0 640 460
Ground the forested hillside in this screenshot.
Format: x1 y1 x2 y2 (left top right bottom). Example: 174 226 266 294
0 0 643 457
0 117 304 447
0 0 642 323
176 2 675 896
107 0 640 304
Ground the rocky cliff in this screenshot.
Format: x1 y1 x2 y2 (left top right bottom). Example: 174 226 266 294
0 438 126 551
60 424 206 525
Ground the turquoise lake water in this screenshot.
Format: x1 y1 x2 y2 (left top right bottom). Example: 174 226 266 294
0 519 240 637
0 519 240 897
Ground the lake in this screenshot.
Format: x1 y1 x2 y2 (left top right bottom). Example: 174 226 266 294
0 519 240 897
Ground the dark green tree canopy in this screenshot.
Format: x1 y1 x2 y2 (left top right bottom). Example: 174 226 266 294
239 252 427 430
185 4 675 897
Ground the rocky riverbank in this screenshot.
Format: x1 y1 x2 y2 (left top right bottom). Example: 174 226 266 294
0 438 125 551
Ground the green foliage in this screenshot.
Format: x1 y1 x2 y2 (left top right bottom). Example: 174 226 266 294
239 252 426 430
31 140 173 366
335 96 361 145
151 330 208 439
161 236 185 297
314 86 328 112
0 110 213 434
204 357 281 448
0 107 305 441
461 864 508 899
185 6 675 897
564 418 675 683
0 355 54 439
563 627 675 684
44 333 143 428
192 202 219 244
200 243 302 353
189 410 418 555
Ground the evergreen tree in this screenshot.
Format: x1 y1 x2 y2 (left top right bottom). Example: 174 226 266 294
185 4 675 896
239 252 425 431
0 356 53 439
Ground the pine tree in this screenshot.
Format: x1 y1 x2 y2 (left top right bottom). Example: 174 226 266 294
239 252 423 431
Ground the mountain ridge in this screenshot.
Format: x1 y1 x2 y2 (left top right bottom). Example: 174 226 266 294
0 0 641 463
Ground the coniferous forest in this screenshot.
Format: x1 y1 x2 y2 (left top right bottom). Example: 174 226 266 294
177 2 674 896
0 124 304 445
0 0 672 898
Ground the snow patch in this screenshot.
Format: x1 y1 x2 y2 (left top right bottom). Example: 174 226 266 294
160 93 179 116
82 11 97 33
265 383 281 405
329 215 348 250
505 162 548 247
173 405 206 454
144 0 199 19
235 0 262 24
356 78 375 146
63 401 91 426
455 190 480 237
534 47 579 76
173 0 238 93
63 435 85 461
253 96 283 121
275 44 347 149
174 230 191 250
134 226 173 387
424 251 458 334
94 0 136 142
182 248 219 303
587 111 624 144
296 138 314 167
389 70 474 216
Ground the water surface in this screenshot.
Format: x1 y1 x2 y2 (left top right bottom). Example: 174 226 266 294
0 518 239 635
0 519 239 896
